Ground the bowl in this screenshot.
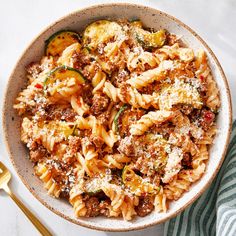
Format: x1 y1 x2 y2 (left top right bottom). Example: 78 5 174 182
2 3 232 232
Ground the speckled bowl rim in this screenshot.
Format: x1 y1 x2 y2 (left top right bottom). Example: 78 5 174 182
2 2 232 232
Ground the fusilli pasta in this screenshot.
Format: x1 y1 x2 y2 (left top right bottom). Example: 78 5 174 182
130 110 175 135
103 81 158 109
35 162 61 198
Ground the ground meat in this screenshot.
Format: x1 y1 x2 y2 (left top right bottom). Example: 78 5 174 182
61 108 78 122
97 111 110 127
179 105 194 115
72 51 93 70
139 82 161 95
48 162 74 187
107 60 119 72
200 109 215 131
26 62 42 78
82 63 99 81
182 153 192 168
150 123 175 140
119 83 130 102
52 171 66 185
189 109 201 123
197 75 208 94
80 84 93 106
166 33 179 46
29 145 47 162
85 197 100 217
113 70 129 87
82 129 92 138
59 171 76 199
91 93 109 115
99 199 111 217
134 155 157 176
118 136 135 156
28 140 38 150
68 136 81 154
110 169 123 185
63 154 77 166
135 197 154 217
60 188 70 199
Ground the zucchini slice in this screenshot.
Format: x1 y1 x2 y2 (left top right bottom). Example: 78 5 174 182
130 19 143 28
83 20 123 50
114 106 144 137
135 28 166 49
85 178 102 196
158 80 202 110
122 166 159 196
44 66 85 88
45 30 80 57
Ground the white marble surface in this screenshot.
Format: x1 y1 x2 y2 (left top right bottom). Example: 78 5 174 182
0 0 235 235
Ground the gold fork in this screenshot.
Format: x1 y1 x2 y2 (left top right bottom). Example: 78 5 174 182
0 161 52 236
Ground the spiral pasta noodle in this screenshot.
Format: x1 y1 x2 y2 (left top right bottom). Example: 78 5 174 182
57 43 81 67
127 60 178 89
103 81 158 109
88 115 118 148
69 185 87 217
120 196 139 221
91 70 106 94
71 95 90 116
154 186 167 213
196 125 217 145
192 144 208 169
99 154 131 169
35 162 61 198
130 110 175 135
158 43 194 62
47 77 80 102
101 182 125 214
127 51 159 72
195 50 220 111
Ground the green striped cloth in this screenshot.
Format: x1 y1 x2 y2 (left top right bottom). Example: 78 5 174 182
164 120 236 236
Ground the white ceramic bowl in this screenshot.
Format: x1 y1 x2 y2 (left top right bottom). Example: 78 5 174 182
2 3 232 232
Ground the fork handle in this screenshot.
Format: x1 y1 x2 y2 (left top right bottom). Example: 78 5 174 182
3 184 52 236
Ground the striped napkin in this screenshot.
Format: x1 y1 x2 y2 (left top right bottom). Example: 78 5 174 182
164 120 236 236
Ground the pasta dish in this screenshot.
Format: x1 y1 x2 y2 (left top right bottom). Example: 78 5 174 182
14 19 220 220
